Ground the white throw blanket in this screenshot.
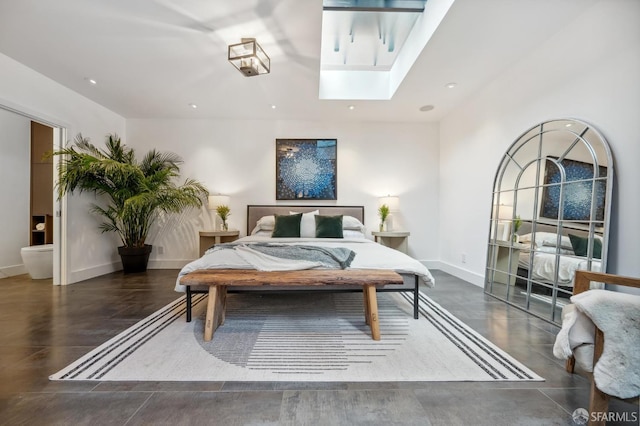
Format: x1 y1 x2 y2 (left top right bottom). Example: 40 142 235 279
553 289 640 399
232 244 354 271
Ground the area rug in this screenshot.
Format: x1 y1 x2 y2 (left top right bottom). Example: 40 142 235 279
50 291 543 382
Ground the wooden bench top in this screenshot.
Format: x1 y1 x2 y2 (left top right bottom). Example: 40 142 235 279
180 269 404 287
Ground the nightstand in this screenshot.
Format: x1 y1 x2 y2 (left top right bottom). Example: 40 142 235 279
489 240 526 286
371 231 410 254
199 230 240 257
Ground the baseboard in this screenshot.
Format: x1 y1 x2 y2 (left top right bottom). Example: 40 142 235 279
66 261 122 285
148 259 192 269
65 259 191 284
0 264 27 279
420 260 484 288
420 260 441 271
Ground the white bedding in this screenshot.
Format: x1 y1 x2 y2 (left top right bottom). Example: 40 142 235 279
518 251 601 286
175 236 435 292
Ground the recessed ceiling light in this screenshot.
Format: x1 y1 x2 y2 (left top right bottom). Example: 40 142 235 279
86 78 97 85
445 82 457 89
419 105 435 112
189 103 198 109
271 104 277 109
348 105 355 110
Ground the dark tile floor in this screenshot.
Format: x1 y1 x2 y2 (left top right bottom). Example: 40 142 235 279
0 269 637 425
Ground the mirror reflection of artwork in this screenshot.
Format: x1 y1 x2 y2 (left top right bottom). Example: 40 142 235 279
486 119 613 326
276 139 337 200
541 158 607 222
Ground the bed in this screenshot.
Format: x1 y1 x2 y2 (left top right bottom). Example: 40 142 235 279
176 205 435 321
514 222 602 292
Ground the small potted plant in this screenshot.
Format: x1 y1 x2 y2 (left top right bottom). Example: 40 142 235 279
378 204 390 232
512 215 522 242
216 205 231 231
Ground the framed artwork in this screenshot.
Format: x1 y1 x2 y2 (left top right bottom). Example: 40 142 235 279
276 139 337 200
540 157 607 222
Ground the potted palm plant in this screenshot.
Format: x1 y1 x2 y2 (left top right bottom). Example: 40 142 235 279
53 133 208 273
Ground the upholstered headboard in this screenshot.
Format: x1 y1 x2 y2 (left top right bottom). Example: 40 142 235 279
517 220 599 239
246 205 364 235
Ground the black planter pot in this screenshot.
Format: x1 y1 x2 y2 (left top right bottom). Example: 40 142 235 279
118 245 152 273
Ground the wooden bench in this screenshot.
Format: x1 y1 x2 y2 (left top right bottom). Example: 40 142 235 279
179 269 404 341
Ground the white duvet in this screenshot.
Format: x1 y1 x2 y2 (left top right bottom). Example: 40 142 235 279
175 236 435 292
519 251 601 286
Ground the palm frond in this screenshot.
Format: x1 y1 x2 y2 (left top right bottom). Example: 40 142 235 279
51 132 208 248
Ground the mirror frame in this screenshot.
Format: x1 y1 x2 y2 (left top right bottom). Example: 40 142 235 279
484 118 614 324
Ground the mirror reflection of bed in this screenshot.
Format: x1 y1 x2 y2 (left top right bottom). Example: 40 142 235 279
485 119 613 325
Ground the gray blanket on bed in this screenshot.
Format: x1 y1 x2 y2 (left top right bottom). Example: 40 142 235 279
213 242 356 269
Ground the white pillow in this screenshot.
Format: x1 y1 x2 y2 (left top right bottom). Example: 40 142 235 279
250 215 276 235
342 215 366 232
342 229 366 239
519 232 573 250
251 211 365 236
290 210 320 238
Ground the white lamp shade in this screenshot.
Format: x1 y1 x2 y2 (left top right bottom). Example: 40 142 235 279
208 195 230 210
494 204 513 220
379 195 400 212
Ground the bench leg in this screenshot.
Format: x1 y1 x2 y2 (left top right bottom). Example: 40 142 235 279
204 286 227 341
363 290 370 325
186 286 192 322
413 275 419 319
565 356 576 373
217 286 227 327
364 285 380 341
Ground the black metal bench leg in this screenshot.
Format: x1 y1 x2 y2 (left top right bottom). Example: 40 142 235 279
413 275 419 319
186 286 192 322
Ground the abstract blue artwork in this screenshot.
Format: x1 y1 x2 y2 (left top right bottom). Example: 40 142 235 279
276 139 337 200
541 158 607 222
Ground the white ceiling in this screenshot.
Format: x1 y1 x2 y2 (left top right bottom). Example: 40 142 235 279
0 0 596 123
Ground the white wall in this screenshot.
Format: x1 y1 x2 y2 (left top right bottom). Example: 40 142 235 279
0 53 126 284
438 0 640 286
127 119 440 268
0 109 30 277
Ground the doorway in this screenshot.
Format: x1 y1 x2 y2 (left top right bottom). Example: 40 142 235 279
0 101 67 285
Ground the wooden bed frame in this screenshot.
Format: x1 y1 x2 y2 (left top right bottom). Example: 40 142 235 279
181 205 422 322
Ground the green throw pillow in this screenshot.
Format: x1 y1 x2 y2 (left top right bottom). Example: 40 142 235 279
315 215 344 238
568 234 602 259
272 213 302 237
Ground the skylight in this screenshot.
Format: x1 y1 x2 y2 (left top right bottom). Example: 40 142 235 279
319 0 455 100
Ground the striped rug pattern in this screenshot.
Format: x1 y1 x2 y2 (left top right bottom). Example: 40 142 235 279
50 291 543 382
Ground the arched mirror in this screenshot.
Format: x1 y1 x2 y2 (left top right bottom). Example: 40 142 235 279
485 119 613 324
